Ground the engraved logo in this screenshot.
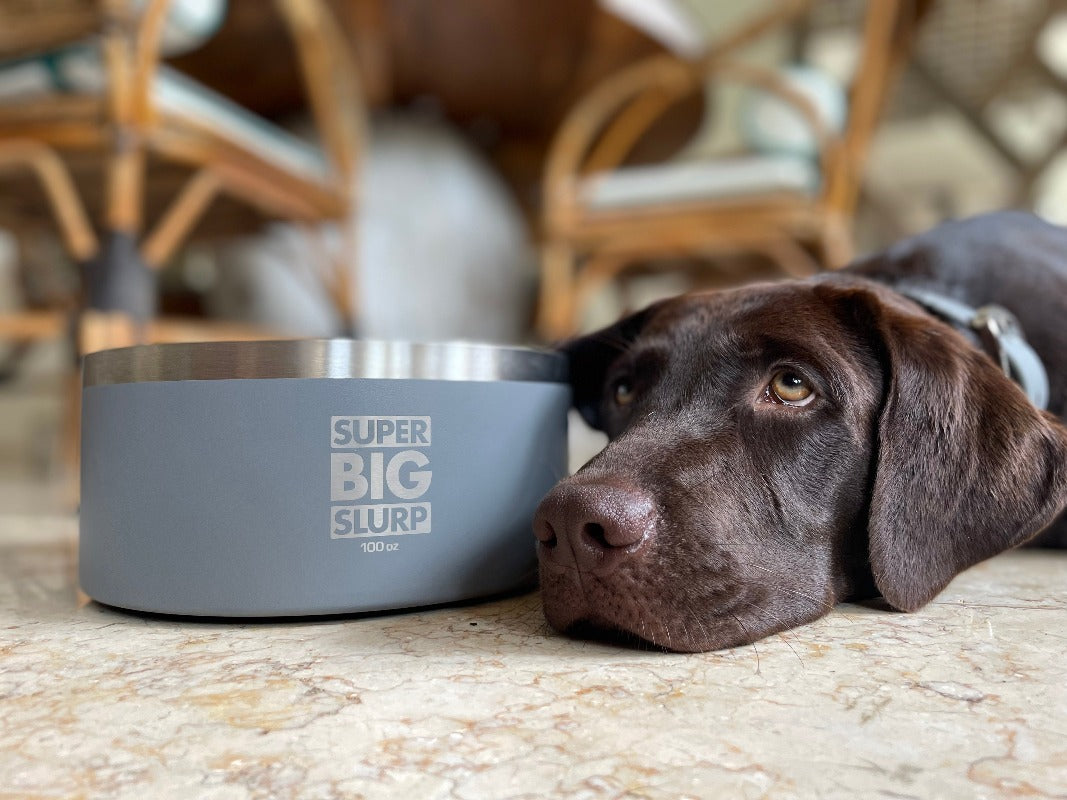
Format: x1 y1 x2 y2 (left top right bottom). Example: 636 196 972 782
329 416 432 538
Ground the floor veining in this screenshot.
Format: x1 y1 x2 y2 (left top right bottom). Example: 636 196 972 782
0 514 1064 799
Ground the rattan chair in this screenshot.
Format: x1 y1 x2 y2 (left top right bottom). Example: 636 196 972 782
0 0 364 353
537 0 927 338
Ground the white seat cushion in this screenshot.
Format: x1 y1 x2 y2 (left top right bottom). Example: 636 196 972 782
152 66 330 184
0 42 330 185
739 65 847 159
580 154 821 210
598 0 706 58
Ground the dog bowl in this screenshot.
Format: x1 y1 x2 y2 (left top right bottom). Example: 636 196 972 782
79 340 569 617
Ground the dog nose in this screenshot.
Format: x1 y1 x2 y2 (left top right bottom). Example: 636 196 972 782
533 481 657 574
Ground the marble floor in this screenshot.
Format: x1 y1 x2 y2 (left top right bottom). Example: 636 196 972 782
0 370 1065 799
1 511 1065 799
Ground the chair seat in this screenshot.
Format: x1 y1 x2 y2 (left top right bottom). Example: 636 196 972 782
152 66 330 185
580 154 821 211
0 45 330 185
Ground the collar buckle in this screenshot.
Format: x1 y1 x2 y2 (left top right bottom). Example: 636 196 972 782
971 305 1019 378
895 285 1050 410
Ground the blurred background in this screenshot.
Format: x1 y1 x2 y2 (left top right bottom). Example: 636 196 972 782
0 0 1065 510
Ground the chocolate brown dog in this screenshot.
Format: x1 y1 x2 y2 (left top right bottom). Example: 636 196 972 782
534 211 1067 652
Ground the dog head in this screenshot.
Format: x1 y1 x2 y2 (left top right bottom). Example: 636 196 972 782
533 279 1067 651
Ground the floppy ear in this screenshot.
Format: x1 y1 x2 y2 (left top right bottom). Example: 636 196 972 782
561 304 658 430
843 286 1067 611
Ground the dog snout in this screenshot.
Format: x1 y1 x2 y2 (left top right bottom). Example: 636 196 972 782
533 480 657 575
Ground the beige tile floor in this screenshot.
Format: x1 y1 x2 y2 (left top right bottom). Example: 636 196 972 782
0 367 1065 799
2 516 1066 799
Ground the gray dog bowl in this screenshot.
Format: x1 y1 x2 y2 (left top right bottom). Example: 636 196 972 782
79 340 569 617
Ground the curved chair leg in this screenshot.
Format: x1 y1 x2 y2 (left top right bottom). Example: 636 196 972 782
324 218 360 337
536 241 579 341
820 214 854 268
0 140 98 263
63 309 141 506
61 367 82 507
295 220 360 337
573 250 635 327
78 309 140 355
141 168 221 269
757 236 822 278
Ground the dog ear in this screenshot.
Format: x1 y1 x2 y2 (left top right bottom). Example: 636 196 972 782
830 284 1067 612
561 304 658 430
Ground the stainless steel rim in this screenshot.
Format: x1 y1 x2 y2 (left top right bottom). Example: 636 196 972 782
83 339 568 386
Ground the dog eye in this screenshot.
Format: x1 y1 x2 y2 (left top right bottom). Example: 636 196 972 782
613 378 635 406
769 370 815 406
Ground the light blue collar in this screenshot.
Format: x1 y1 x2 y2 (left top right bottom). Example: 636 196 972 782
895 286 1050 411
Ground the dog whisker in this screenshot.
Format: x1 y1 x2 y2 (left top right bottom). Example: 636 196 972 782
679 617 694 650
695 616 714 652
741 600 805 668
743 563 834 610
743 563 855 623
730 612 760 673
